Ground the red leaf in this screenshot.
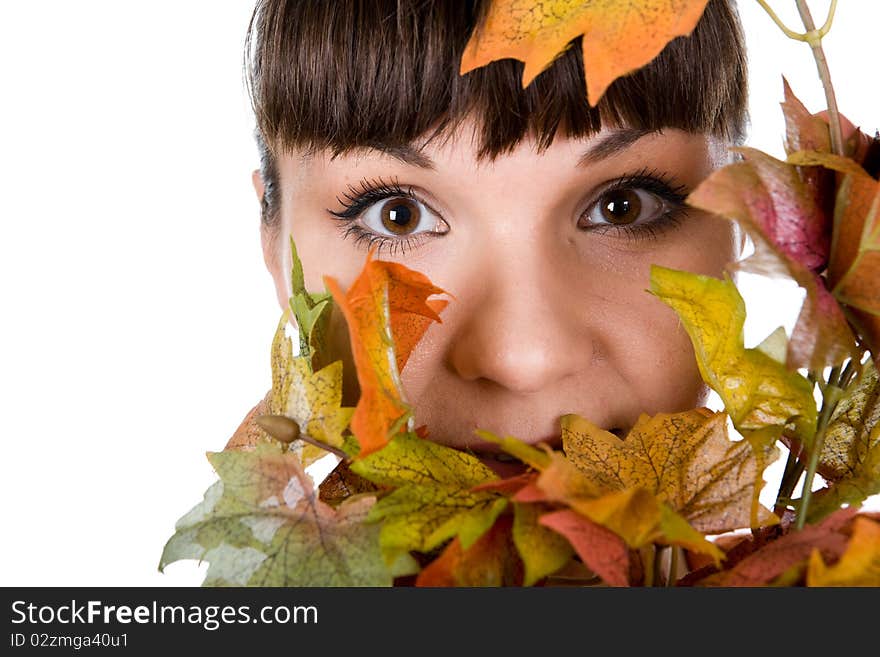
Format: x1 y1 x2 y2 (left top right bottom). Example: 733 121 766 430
539 509 630 586
709 507 859 586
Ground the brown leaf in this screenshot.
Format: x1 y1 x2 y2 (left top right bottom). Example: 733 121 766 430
561 409 777 533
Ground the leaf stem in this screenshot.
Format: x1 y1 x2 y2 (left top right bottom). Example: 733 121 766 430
774 445 804 516
795 364 842 529
794 0 844 156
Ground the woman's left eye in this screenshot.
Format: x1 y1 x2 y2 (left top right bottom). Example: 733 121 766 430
583 188 665 227
577 172 690 239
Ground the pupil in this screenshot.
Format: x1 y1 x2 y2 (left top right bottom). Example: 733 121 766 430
382 199 418 235
601 190 641 225
388 204 411 226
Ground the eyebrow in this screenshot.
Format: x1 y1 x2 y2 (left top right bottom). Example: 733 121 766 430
575 128 660 167
338 127 660 171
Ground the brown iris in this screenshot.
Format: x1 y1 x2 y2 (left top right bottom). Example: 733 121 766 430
599 189 642 225
380 198 420 235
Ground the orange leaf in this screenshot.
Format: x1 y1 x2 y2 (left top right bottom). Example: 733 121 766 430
459 0 710 106
539 509 630 586
325 250 448 456
807 516 880 586
415 515 523 586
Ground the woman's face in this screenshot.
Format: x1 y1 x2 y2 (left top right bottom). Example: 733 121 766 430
257 120 742 456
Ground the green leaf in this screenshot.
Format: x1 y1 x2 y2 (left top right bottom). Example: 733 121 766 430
288 234 334 370
351 432 504 561
159 443 404 586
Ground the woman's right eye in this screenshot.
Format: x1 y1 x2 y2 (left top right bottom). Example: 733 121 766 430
359 196 445 238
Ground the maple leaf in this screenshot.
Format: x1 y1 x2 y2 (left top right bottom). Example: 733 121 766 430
538 509 630 586
512 502 575 585
480 429 723 565
649 265 818 445
350 432 506 564
226 309 354 467
806 515 880 586
415 515 523 586
159 442 414 586
225 239 352 464
561 409 778 533
325 250 448 457
459 0 710 106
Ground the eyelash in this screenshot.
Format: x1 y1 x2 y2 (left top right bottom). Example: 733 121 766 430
326 168 691 255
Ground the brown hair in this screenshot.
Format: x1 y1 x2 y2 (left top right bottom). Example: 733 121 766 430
245 0 749 230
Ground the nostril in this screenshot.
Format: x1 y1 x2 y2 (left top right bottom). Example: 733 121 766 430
609 427 625 439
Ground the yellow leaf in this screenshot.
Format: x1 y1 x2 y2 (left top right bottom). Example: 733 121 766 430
512 503 575 586
223 309 353 467
649 265 817 443
820 359 880 481
807 516 880 586
561 409 778 533
459 0 710 105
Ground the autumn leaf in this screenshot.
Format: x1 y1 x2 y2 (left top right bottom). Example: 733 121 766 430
512 503 575 585
225 310 353 466
459 0 710 106
159 442 414 586
784 150 880 364
818 358 879 481
805 360 880 522
538 509 630 586
685 148 859 371
806 515 880 586
686 80 880 371
287 234 334 372
325 250 449 456
694 507 858 586
350 432 505 563
481 425 723 563
415 515 523 586
649 265 817 444
561 409 778 533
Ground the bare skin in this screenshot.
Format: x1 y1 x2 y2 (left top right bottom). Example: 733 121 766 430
254 119 744 462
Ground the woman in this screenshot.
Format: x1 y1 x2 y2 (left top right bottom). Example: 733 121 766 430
239 0 749 471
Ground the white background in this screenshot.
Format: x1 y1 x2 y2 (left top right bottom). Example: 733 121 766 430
1 1 877 587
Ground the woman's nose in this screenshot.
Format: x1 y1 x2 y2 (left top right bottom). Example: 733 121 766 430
446 253 594 394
